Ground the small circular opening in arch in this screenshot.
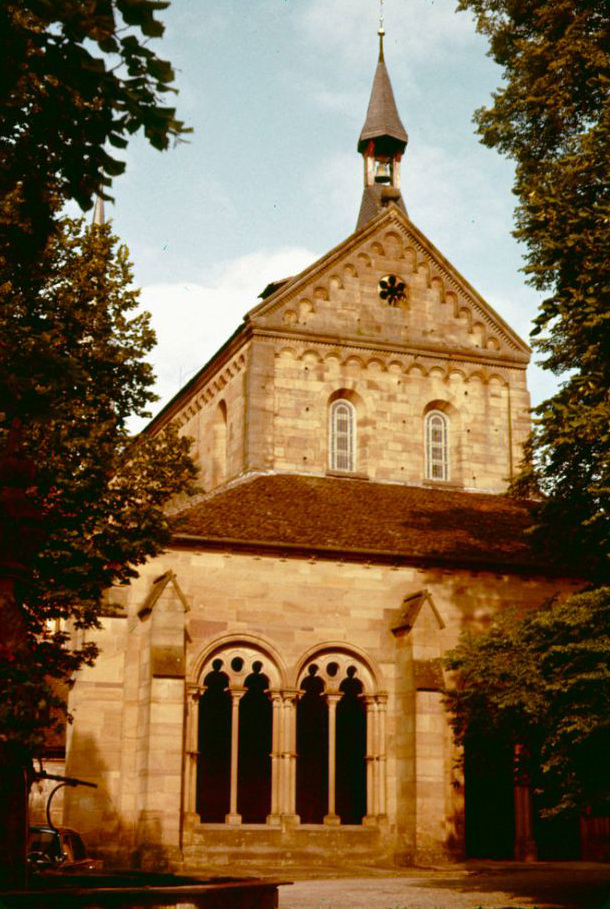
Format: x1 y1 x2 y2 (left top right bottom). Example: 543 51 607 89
326 661 339 677
230 657 244 673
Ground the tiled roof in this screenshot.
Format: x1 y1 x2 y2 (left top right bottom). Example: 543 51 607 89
172 473 552 573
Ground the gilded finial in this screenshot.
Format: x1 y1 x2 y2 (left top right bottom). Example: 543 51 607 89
378 0 385 61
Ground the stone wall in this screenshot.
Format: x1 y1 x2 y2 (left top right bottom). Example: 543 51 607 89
64 547 582 869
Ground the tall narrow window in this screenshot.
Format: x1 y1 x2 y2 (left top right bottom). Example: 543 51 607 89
330 399 355 472
426 410 449 481
237 663 272 823
335 667 366 824
197 660 231 822
212 401 228 487
296 665 328 823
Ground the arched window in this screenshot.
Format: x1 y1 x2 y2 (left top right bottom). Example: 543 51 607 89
197 660 231 822
188 642 386 826
425 410 449 481
329 399 356 472
211 400 228 487
295 652 384 825
196 646 278 824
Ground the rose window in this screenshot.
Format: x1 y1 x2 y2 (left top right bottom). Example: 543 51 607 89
378 274 406 306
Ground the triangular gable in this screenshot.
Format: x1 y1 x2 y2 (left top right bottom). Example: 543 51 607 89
391 588 446 637
137 570 190 621
247 205 530 366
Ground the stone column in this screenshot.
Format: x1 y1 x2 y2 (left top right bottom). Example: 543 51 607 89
324 693 341 825
281 690 299 821
225 687 245 825
183 684 203 820
267 691 283 824
363 695 377 823
377 693 388 820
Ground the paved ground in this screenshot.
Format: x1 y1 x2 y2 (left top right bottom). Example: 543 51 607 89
276 862 610 909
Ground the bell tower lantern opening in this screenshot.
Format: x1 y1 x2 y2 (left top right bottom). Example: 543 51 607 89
356 18 409 229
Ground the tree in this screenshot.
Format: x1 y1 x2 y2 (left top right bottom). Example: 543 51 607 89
445 588 610 818
0 0 187 274
0 218 197 887
0 2 193 886
456 0 610 579
1 215 197 749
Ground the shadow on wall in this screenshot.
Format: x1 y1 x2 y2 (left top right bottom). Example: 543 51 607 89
63 731 179 871
63 730 121 863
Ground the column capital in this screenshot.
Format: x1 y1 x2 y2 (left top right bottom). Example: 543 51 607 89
228 686 247 700
282 688 301 702
186 683 205 701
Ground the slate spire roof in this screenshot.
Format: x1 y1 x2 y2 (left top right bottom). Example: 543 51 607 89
357 35 408 154
356 30 409 230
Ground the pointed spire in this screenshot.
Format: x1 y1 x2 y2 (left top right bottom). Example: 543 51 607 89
356 13 408 229
92 196 105 226
357 51 408 153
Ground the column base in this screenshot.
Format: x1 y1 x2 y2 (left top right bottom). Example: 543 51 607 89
266 814 282 826
323 814 341 826
281 813 300 826
225 813 242 825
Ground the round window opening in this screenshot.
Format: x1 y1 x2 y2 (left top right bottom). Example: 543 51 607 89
378 274 406 306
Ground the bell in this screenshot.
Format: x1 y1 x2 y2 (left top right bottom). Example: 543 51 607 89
374 160 392 184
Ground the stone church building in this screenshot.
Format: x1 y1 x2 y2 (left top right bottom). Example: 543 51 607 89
61 35 582 870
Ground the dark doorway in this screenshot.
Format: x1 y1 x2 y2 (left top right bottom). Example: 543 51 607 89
336 667 366 824
464 736 515 858
296 665 328 823
197 660 231 822
237 663 272 823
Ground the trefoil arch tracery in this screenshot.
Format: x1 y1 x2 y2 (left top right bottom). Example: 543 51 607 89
184 639 387 829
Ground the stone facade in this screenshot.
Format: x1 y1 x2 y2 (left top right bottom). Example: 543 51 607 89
160 211 531 498
60 200 582 868
61 48 583 871
64 548 582 869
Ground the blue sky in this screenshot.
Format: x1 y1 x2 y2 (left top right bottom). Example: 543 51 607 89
100 0 556 422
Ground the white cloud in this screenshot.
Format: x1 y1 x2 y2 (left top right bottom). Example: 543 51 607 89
300 0 479 69
135 246 317 428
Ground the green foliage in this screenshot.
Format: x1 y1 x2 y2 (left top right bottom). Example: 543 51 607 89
0 219 198 751
457 0 610 578
0 0 188 268
445 588 610 815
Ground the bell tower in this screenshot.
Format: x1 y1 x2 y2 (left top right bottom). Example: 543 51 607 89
356 14 408 229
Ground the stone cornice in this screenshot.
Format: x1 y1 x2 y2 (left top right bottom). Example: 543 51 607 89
252 326 529 372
